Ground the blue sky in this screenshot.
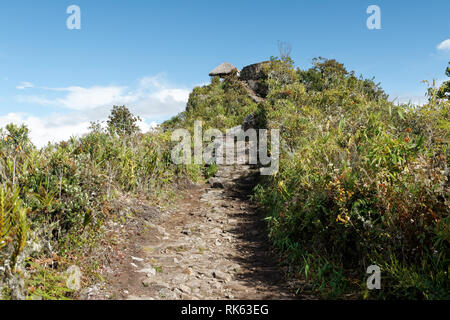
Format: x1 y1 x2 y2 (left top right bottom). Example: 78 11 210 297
0 0 449 146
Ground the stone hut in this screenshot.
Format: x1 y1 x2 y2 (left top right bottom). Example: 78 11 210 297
209 62 239 78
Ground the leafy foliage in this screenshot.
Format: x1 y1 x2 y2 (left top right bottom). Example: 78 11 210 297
107 105 142 136
252 58 449 299
0 107 198 299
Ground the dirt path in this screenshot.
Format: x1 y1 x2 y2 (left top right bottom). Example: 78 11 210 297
85 132 300 300
127 164 295 300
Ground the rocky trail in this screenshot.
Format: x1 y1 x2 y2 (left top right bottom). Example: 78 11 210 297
125 164 294 300
84 131 303 300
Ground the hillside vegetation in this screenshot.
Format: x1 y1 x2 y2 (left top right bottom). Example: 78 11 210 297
0 57 448 300
163 75 258 132
171 57 449 299
0 106 201 299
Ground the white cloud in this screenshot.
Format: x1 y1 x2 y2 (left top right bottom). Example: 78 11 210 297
437 39 450 51
6 75 191 147
52 86 130 110
151 88 190 103
0 112 161 148
17 75 191 116
0 112 91 148
16 81 34 90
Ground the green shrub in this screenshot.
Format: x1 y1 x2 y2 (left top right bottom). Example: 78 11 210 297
253 58 449 299
0 106 198 299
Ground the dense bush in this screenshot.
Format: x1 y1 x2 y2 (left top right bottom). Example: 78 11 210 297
252 58 449 299
0 107 198 299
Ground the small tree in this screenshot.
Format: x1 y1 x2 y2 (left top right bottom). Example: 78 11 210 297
107 105 141 136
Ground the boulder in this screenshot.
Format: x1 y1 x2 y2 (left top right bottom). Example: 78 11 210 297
239 61 270 97
239 61 270 81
